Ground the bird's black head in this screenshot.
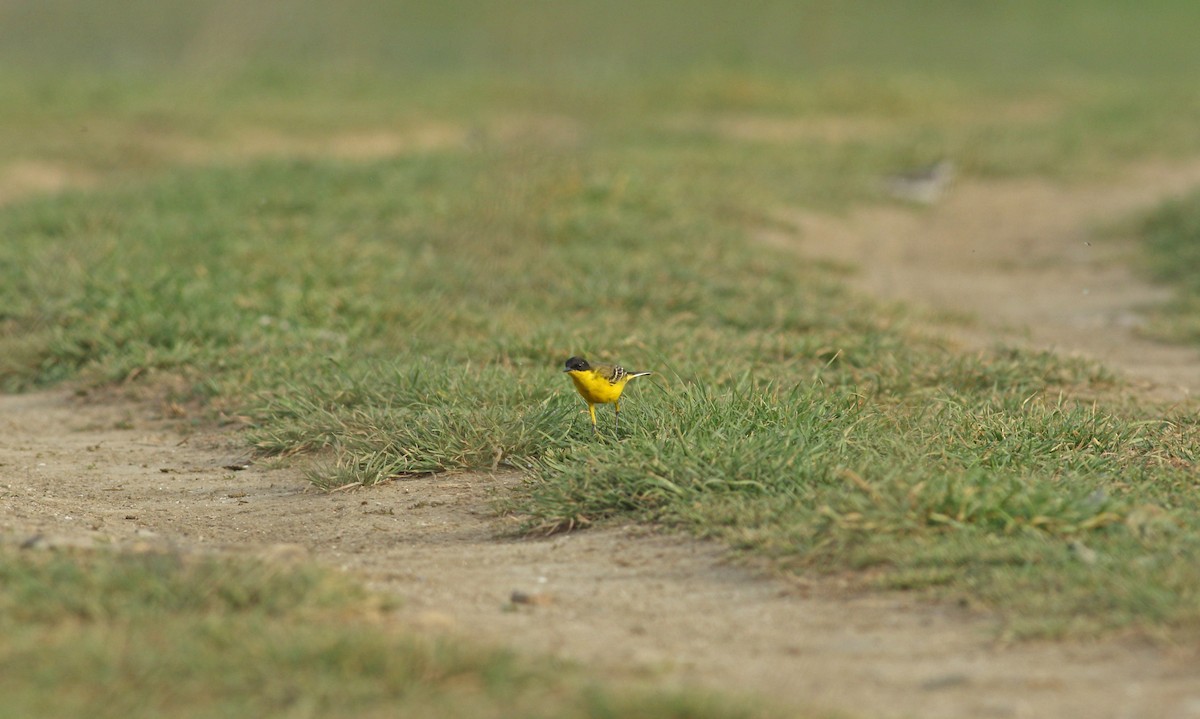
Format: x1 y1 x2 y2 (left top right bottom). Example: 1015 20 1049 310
563 356 590 372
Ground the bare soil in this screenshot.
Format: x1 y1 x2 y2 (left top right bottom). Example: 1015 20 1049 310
5 161 1200 718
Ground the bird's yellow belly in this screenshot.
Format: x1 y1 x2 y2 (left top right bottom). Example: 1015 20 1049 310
569 371 624 404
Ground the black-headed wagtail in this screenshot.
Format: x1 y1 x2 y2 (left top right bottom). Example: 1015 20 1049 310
563 356 652 434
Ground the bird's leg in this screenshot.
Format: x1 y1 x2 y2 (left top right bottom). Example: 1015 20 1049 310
588 404 598 435
614 400 620 434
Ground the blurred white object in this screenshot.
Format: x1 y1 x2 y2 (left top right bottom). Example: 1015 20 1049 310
884 159 955 204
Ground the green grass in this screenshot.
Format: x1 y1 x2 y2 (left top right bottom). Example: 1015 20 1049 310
0 547 764 719
4 0 1200 668
1128 190 1200 344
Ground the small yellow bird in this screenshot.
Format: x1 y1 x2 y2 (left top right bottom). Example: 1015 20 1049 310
563 356 652 434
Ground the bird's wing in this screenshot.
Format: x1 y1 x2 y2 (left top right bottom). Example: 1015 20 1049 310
595 364 626 384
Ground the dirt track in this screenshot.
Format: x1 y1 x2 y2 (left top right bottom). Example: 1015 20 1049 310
5 161 1200 718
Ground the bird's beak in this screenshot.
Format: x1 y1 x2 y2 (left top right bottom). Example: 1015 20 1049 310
562 368 571 373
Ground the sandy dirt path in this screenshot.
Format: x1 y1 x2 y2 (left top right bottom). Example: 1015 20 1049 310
5 161 1200 718
774 160 1200 401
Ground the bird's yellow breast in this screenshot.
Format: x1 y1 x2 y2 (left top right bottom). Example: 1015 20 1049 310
567 370 628 404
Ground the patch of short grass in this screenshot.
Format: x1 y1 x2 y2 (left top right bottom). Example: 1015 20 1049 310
1127 189 1200 344
0 547 768 719
249 363 578 489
